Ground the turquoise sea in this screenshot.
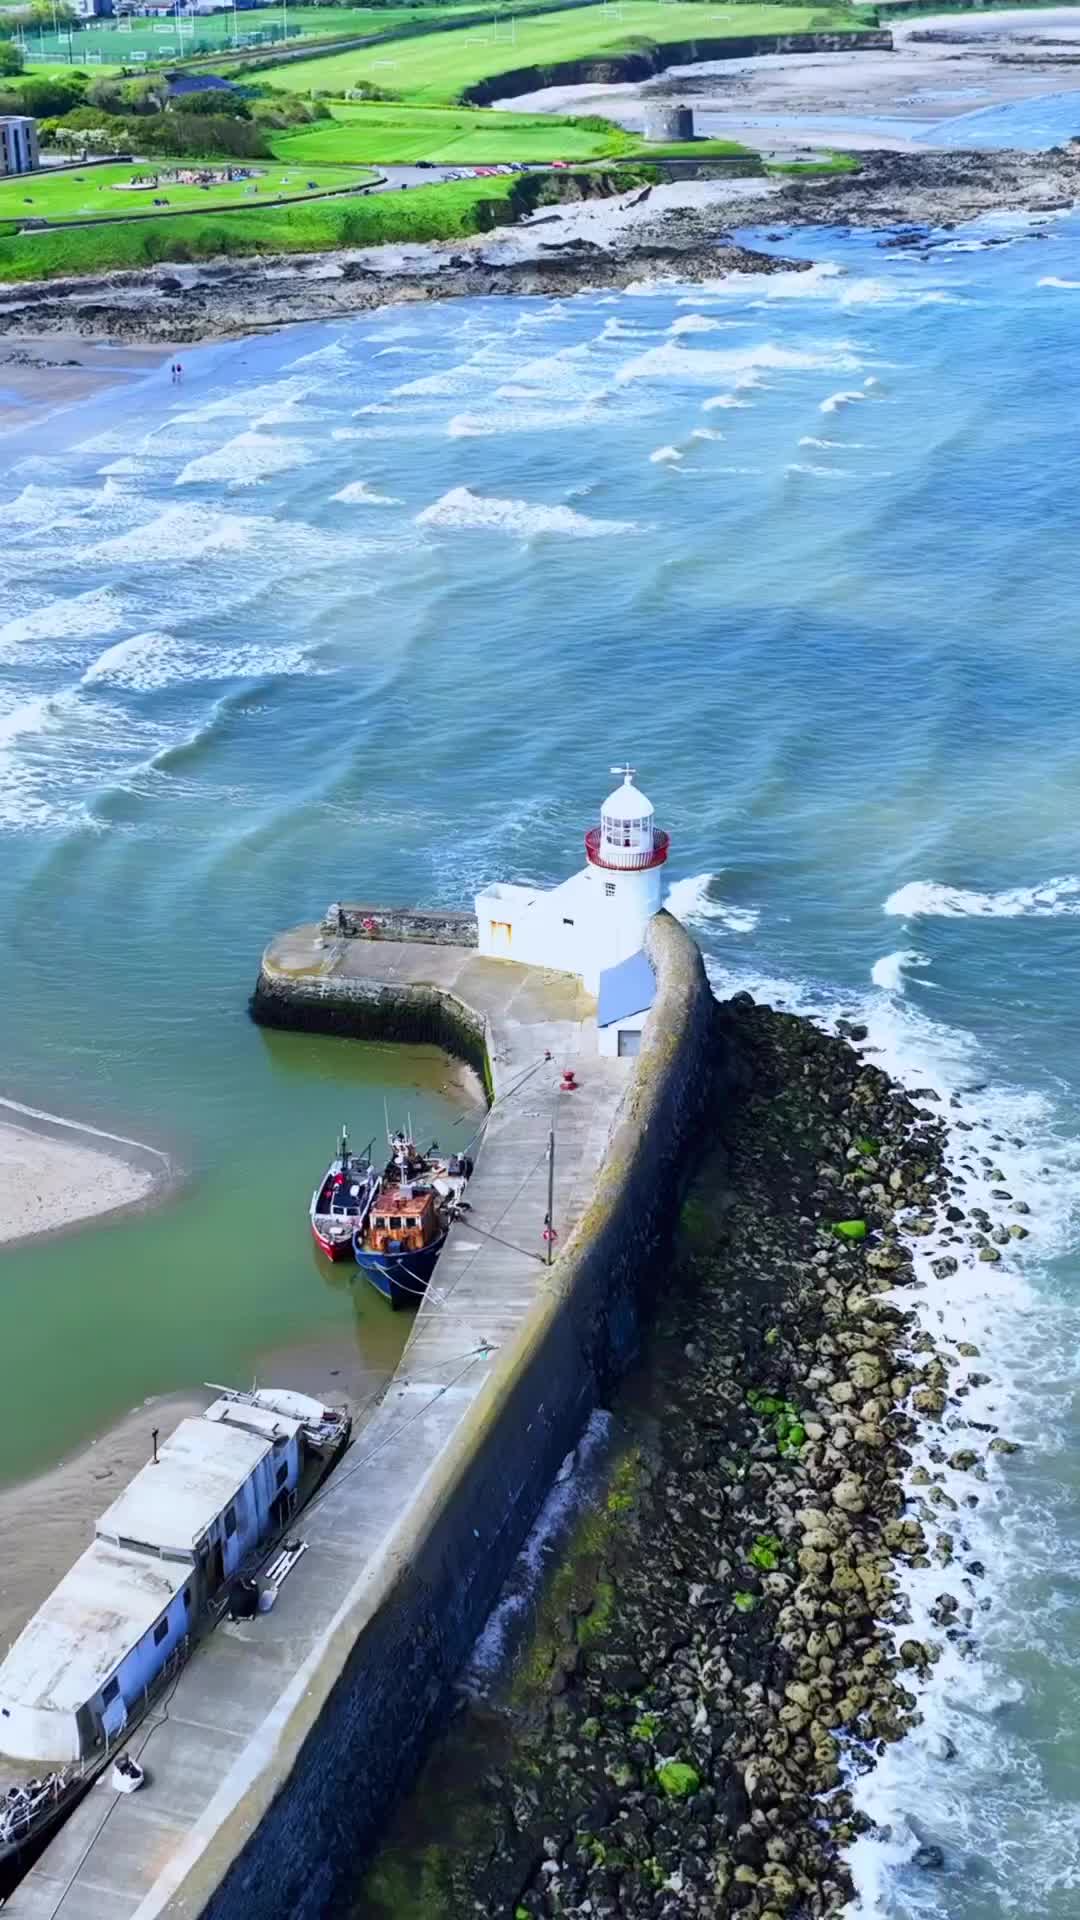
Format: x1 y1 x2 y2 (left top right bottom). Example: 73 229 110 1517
3 180 1080 1914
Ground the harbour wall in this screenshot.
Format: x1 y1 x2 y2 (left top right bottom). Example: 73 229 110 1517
251 917 489 1086
158 912 722 1920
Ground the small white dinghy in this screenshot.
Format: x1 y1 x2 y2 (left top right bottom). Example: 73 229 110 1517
111 1754 144 1796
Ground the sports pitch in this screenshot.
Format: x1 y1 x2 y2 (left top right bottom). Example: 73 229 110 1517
257 2 861 101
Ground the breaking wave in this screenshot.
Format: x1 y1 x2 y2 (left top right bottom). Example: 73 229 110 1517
175 431 314 488
332 480 402 506
870 948 930 992
415 486 637 539
821 389 866 414
616 340 863 386
886 876 1080 919
665 872 759 934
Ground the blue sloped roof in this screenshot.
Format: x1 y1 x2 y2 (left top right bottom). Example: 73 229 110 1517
166 71 240 95
597 949 656 1029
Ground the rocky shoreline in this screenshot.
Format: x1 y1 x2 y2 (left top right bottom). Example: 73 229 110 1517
359 994 1025 1919
0 147 1077 346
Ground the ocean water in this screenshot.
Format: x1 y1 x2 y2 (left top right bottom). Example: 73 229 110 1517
4 207 1080 1913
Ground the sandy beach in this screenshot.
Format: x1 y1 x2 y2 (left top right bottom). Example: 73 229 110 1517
0 333 175 436
0 1096 171 1248
497 6 1080 151
0 1338 390 1658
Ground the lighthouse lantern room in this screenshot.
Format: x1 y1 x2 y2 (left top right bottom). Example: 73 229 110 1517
475 766 670 1055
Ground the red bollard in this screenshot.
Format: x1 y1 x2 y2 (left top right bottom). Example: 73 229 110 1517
560 1069 578 1093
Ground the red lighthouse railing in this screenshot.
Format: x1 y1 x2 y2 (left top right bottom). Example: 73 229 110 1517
584 827 670 873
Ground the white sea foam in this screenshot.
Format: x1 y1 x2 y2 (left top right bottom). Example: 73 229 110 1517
0 586 125 659
447 404 591 437
870 947 929 992
699 944 1080 1919
799 435 864 449
77 504 255 565
669 313 724 335
463 1409 613 1692
331 480 402 506
173 376 315 425
81 629 312 692
1038 275 1080 289
649 444 683 465
886 875 1080 919
617 340 862 387
821 389 866 414
785 461 854 479
691 427 725 441
391 367 472 397
0 481 99 532
665 871 759 934
175 431 314 488
746 261 954 309
416 486 636 539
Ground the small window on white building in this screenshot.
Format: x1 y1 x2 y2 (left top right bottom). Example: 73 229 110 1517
604 883 615 898
617 1029 642 1058
562 917 574 927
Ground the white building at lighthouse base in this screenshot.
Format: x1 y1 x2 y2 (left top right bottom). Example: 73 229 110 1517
474 769 669 1059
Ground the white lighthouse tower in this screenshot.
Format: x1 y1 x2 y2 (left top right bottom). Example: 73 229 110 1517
474 767 670 1052
583 764 670 990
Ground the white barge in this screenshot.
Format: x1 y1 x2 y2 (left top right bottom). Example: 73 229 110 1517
0 1387 349 1877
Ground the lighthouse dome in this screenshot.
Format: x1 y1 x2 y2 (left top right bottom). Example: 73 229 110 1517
601 772 654 822
586 765 669 874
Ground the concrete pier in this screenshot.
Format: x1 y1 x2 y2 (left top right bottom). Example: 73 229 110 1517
14 911 716 1920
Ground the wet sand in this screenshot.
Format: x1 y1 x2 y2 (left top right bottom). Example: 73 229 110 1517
0 1097 171 1249
0 1393 209 1657
497 6 1080 151
0 1344 387 1657
0 334 176 436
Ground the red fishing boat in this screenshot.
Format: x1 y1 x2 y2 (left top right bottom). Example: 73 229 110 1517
310 1128 379 1261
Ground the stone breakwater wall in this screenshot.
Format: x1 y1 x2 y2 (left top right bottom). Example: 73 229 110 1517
466 30 892 102
163 914 723 1920
250 932 488 1083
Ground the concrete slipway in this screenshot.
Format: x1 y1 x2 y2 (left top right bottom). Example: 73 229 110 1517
15 911 714 1920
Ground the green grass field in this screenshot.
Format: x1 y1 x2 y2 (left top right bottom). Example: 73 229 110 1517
0 171 516 276
257 2 863 101
270 100 623 162
17 4 484 71
0 157 375 224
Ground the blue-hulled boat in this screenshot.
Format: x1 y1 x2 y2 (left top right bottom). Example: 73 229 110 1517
353 1131 471 1310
